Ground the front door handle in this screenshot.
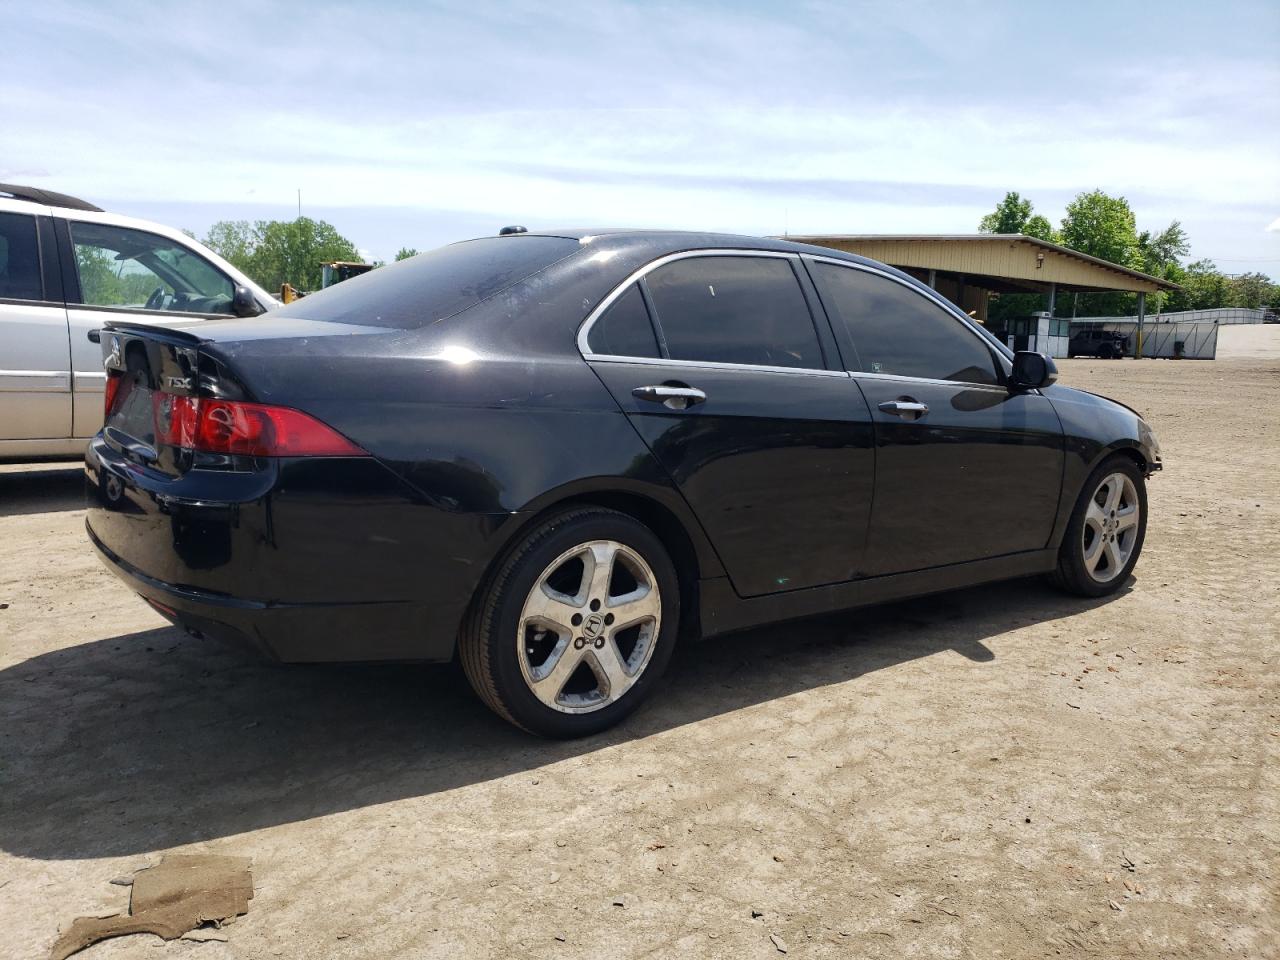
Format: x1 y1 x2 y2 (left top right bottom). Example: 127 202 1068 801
633 384 707 410
878 398 929 418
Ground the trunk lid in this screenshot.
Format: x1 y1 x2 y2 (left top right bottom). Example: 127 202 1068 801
101 323 208 477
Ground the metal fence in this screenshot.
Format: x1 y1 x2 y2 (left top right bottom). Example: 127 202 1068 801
1069 320 1219 359
1079 307 1272 326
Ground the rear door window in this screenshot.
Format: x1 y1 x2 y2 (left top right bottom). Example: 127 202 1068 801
643 255 823 369
588 283 660 357
811 262 998 385
0 212 43 301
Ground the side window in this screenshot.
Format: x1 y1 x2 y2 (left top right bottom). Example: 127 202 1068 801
811 262 998 385
588 283 660 357
644 256 823 369
70 222 235 315
0 212 43 301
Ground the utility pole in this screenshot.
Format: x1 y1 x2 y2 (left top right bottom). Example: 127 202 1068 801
297 189 301 219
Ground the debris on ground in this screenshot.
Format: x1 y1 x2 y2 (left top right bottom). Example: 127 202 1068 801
180 928 230 942
770 932 788 953
48 854 253 960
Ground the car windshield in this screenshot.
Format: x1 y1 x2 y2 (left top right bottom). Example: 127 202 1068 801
274 236 580 329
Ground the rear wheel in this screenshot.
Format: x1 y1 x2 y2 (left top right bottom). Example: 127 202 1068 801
1050 457 1147 597
459 507 679 737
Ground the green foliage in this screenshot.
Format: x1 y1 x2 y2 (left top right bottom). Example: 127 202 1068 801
1138 221 1189 274
394 247 419 261
202 217 361 292
1165 259 1229 311
76 246 167 306
1023 215 1054 241
977 190 1280 317
1059 190 1142 270
978 192 1058 241
1229 272 1277 310
979 192 1033 234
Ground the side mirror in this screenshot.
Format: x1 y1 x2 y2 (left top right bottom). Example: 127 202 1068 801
1009 351 1058 392
231 285 264 318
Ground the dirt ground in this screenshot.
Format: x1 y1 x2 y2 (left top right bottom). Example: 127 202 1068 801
2 358 1277 960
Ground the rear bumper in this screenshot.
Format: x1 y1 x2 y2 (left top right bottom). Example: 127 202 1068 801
84 435 506 663
88 521 430 662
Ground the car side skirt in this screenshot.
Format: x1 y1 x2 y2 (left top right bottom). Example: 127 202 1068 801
698 549 1059 638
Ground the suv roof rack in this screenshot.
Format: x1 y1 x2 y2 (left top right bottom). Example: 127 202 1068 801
0 183 103 212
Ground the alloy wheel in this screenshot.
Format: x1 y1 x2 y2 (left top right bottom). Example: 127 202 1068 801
1081 471 1140 583
516 540 662 714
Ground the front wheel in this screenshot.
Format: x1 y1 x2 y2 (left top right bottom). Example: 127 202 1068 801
1050 457 1148 597
459 507 680 738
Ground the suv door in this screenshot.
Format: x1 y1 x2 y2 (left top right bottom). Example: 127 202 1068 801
62 219 241 438
806 256 1064 576
582 251 875 597
0 211 72 441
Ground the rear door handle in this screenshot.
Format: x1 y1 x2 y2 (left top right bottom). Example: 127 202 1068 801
878 399 929 418
633 384 707 410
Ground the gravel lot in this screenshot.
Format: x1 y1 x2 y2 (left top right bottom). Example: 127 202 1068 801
2 358 1277 960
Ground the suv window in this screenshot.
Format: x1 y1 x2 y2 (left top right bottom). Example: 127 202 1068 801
643 256 822 369
588 283 660 357
0 212 43 301
811 262 998 385
70 222 235 314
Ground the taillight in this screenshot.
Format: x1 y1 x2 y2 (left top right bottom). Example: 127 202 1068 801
152 395 366 457
104 369 124 416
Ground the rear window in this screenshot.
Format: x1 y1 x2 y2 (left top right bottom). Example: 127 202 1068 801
273 236 579 329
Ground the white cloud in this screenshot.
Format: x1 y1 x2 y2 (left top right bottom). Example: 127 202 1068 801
2 0 1277 271
1267 217 1280 232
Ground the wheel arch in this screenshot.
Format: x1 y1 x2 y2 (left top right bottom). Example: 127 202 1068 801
467 480 723 647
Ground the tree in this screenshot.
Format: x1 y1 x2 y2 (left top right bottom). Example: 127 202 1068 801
1228 272 1278 310
979 192 1033 234
978 191 1055 239
394 247 419 261
1138 221 1189 274
203 217 361 292
1023 214 1054 241
1164 259 1228 311
1059 190 1142 270
204 220 255 273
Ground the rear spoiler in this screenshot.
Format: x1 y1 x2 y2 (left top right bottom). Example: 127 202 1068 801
88 321 207 347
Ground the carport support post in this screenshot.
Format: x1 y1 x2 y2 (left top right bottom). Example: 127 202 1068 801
1046 282 1056 317
1136 292 1146 358
927 269 937 289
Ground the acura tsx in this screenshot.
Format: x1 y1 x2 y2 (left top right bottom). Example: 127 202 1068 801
85 229 1160 737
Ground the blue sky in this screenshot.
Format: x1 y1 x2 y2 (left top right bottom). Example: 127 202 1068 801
2 0 1277 275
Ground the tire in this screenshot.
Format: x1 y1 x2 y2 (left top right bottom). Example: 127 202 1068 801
459 507 680 738
1098 344 1114 359
1050 456 1148 597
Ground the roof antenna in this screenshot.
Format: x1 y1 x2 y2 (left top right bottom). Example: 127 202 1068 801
499 225 528 236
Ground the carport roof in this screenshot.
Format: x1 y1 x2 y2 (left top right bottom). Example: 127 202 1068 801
787 233 1179 294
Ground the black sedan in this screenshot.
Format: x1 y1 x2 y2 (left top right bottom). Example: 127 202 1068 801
86 230 1160 737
